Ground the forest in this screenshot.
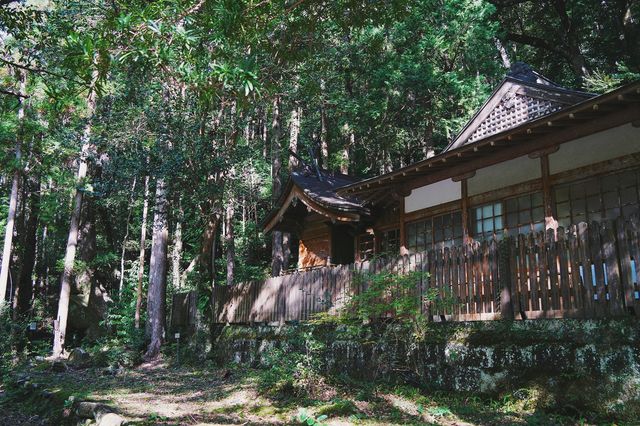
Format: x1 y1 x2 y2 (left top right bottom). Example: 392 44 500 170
1 1 640 424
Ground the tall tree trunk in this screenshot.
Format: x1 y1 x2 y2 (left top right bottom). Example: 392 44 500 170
288 105 300 170
0 69 25 308
320 80 329 170
53 76 97 357
135 174 150 329
552 0 589 78
271 96 284 276
262 109 269 160
225 198 234 286
340 128 353 175
495 38 511 69
622 4 640 71
144 177 168 359
282 105 301 271
13 174 40 319
172 200 183 289
180 214 219 284
118 176 137 297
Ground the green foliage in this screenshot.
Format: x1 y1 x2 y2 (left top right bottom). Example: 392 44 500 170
347 270 425 321
256 328 327 400
296 408 328 426
342 268 457 339
584 64 640 93
85 285 146 367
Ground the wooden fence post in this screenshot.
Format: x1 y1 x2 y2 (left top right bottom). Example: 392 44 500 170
499 237 515 320
602 220 623 315
615 218 635 315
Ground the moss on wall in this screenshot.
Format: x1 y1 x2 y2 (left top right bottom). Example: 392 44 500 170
212 319 640 418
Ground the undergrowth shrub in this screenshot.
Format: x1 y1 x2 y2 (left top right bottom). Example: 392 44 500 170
343 268 456 340
85 287 145 367
0 307 51 379
257 328 330 400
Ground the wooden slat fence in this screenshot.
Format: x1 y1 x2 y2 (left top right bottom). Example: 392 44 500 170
210 219 640 324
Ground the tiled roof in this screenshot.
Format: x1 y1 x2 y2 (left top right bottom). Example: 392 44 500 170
290 170 365 213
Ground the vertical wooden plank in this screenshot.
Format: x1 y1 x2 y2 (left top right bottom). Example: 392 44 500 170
497 237 513 319
264 278 271 323
450 246 459 318
507 236 520 318
433 248 441 317
567 225 583 316
443 247 451 316
577 222 595 318
312 268 319 319
626 219 640 315
259 279 265 322
300 271 307 321
474 242 483 316
238 282 245 323
546 228 560 312
428 249 436 318
557 227 571 312
590 221 606 318
602 221 622 315
517 234 530 315
616 218 635 314
293 272 300 322
330 266 339 314
527 233 540 312
463 244 472 316
480 240 489 314
489 238 499 314
536 231 549 314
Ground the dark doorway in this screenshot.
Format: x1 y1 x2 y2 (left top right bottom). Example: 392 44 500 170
331 225 354 265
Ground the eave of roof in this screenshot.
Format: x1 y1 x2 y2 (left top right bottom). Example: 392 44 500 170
337 80 640 197
262 171 370 233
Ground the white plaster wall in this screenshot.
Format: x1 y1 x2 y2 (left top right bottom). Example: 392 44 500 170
468 154 540 196
405 178 460 213
549 124 640 174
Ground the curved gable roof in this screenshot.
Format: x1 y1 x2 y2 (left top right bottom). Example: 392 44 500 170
263 170 369 233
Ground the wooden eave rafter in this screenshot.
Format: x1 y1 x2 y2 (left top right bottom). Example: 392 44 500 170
337 81 640 199
264 186 363 233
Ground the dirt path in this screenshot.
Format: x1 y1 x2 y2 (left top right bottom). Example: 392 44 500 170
1 361 587 425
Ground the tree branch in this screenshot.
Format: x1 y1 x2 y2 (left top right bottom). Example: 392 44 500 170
504 32 570 60
0 58 84 85
0 88 28 98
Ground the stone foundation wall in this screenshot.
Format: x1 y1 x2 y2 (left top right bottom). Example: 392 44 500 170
212 319 640 401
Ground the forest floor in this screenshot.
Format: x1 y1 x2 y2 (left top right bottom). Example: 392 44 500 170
0 359 600 426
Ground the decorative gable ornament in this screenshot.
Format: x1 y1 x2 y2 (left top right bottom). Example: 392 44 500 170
444 62 594 152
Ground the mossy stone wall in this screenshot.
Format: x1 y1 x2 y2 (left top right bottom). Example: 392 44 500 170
212 319 640 413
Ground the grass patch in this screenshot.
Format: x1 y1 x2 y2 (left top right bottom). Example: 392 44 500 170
315 398 358 417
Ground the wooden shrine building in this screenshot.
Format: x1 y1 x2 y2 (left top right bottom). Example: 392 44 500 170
265 63 640 273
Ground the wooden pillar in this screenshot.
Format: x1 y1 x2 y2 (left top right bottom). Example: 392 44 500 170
399 198 408 255
461 179 471 244
541 154 558 231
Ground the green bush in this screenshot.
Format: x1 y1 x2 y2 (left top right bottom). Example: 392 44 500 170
257 328 327 400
